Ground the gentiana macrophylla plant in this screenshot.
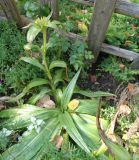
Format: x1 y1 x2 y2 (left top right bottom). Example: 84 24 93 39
0 15 114 160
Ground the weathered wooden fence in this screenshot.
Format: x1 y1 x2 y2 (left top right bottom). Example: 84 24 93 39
44 0 139 62
0 0 59 26
0 0 139 62
70 0 139 63
0 0 23 27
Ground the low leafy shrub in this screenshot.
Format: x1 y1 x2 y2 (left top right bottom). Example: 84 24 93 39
48 33 93 79
0 21 42 95
106 14 139 53
17 0 50 18
99 56 136 82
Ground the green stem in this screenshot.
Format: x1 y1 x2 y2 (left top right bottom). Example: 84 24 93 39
42 29 52 81
42 28 57 102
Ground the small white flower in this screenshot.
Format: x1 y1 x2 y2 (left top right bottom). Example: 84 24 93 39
31 117 36 124
22 131 30 137
36 119 44 126
18 136 22 142
5 130 12 136
1 128 13 137
27 124 34 131
36 127 41 134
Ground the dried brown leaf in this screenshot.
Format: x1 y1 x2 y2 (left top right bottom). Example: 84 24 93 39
52 135 63 149
119 104 131 115
37 95 55 109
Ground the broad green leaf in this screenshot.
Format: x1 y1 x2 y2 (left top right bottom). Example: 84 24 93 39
61 69 81 110
75 99 99 116
0 105 59 130
72 114 100 146
49 60 67 70
16 79 49 99
59 111 90 153
0 104 42 118
72 114 108 151
74 90 115 98
105 140 131 160
79 114 108 130
1 118 59 160
20 57 45 71
28 87 51 104
27 25 41 43
33 123 62 160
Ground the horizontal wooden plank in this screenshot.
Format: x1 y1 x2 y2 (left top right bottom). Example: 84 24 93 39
71 0 94 5
55 29 139 61
116 0 139 19
71 0 139 19
101 43 139 61
71 0 93 6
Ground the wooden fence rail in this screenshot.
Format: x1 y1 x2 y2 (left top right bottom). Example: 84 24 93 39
71 0 139 19
70 0 139 62
56 29 139 61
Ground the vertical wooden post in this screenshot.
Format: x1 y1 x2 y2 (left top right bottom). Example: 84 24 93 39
51 0 59 19
88 0 117 63
0 0 23 27
39 0 59 19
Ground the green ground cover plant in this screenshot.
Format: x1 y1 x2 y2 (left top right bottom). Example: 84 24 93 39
0 21 42 95
98 56 136 82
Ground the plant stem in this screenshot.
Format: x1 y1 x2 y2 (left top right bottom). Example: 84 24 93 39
42 29 52 81
42 28 57 101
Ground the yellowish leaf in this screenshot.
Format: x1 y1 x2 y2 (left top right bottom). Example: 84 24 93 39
68 99 79 110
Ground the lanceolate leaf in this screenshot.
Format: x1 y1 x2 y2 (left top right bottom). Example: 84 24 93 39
79 114 108 130
72 114 100 148
49 60 67 70
59 111 90 153
33 124 62 160
0 104 42 118
1 118 59 160
27 25 41 43
16 79 49 100
104 139 131 160
20 57 45 71
74 90 115 98
0 105 59 130
75 99 99 116
61 69 81 110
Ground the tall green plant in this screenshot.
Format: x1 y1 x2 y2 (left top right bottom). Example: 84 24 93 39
0 15 114 159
